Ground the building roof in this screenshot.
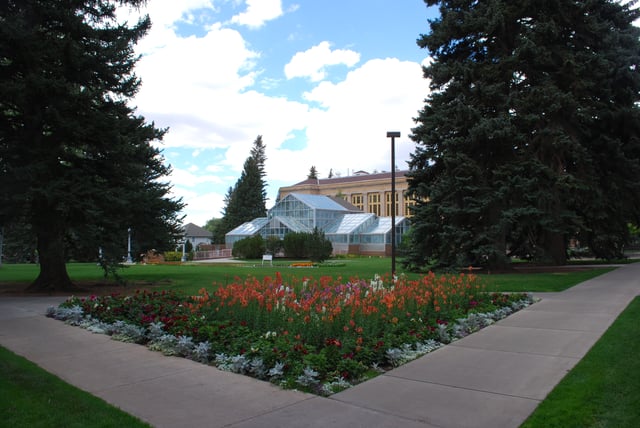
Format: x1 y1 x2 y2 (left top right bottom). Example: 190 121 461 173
287 193 360 212
361 216 408 234
291 170 409 187
226 218 270 236
324 213 375 234
183 222 213 238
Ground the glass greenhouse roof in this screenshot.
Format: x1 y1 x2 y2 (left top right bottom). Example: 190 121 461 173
227 218 269 236
324 213 375 234
362 216 407 234
273 216 313 233
289 193 354 212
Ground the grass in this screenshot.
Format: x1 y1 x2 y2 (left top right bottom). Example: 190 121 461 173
479 268 616 293
0 258 617 295
521 297 640 428
0 345 150 428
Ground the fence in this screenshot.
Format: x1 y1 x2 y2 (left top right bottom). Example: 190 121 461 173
193 249 232 260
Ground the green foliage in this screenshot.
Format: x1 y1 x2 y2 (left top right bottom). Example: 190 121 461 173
0 0 184 290
305 228 333 263
265 236 283 255
204 218 225 244
283 232 308 258
232 235 265 259
219 136 268 238
282 229 332 262
163 251 193 262
408 0 640 270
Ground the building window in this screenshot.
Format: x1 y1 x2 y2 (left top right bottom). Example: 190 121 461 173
385 192 398 217
368 192 381 216
404 194 417 218
351 193 363 210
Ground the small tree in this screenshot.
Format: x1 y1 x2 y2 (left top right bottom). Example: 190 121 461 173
283 232 307 258
283 229 333 262
308 166 318 180
305 228 333 263
232 235 265 259
265 236 283 255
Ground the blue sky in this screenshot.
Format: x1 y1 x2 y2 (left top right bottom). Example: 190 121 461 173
121 1 440 226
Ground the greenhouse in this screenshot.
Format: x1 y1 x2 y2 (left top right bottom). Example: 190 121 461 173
225 193 409 256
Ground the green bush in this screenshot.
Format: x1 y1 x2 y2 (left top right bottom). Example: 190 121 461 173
163 251 193 261
232 235 265 259
283 232 307 258
283 229 332 262
306 228 333 263
265 236 283 255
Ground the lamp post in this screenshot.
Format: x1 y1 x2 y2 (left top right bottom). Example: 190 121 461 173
387 131 400 278
126 227 133 264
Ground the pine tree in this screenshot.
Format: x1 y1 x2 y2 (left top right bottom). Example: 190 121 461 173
308 166 318 179
220 136 268 237
0 1 184 290
406 0 640 269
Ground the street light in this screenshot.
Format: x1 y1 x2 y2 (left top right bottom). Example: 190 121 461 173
387 131 400 278
126 227 133 264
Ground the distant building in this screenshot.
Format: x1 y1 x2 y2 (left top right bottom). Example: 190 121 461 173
226 193 409 256
183 223 213 248
277 170 415 218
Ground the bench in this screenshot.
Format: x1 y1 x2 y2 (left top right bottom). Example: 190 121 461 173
262 254 273 266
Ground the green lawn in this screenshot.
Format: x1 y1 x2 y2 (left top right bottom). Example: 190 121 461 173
521 297 640 428
0 258 616 295
0 346 150 428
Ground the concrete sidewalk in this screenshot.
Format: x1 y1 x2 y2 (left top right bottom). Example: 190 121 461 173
1 263 638 427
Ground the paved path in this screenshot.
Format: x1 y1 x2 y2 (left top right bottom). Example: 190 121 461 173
1 263 639 427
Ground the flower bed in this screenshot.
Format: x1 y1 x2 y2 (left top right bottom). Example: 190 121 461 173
290 262 315 267
48 272 535 395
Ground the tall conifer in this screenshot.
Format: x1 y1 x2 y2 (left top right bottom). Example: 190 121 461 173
407 0 640 269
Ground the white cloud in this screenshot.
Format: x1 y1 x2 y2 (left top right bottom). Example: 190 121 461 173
170 168 225 187
230 0 284 28
173 189 226 226
284 41 361 82
267 58 430 184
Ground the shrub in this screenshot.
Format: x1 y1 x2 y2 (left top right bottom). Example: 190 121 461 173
265 236 283 255
283 232 307 258
306 228 333 263
163 251 193 261
232 235 265 259
283 229 333 262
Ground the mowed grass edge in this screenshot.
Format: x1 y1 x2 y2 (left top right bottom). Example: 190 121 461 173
521 296 640 428
0 346 150 428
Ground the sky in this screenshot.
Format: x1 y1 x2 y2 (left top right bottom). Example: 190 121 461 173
120 1 440 227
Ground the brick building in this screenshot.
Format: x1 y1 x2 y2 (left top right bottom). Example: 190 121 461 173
277 170 414 218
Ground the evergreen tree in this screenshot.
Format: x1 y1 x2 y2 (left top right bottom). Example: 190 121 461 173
0 1 184 291
219 136 268 237
204 217 224 244
307 166 318 179
406 0 640 269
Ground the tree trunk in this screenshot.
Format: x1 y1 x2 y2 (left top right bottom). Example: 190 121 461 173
544 230 567 266
26 208 79 293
